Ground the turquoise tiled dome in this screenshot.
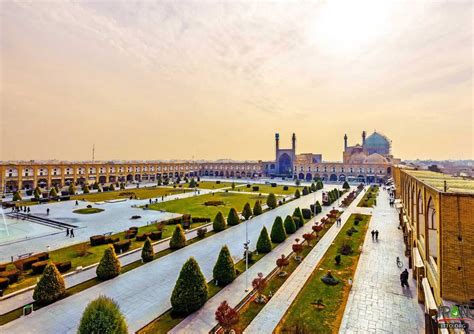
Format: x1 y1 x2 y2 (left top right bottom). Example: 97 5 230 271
364 132 390 155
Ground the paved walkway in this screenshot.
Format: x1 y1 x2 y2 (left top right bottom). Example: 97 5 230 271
1 186 340 333
242 191 370 334
339 190 425 334
171 188 366 334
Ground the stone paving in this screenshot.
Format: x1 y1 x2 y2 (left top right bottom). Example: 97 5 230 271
0 189 212 262
339 189 425 334
171 188 366 334
0 186 340 333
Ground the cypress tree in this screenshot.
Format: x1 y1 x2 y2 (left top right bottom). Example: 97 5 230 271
270 216 287 243
83 184 90 194
342 181 350 190
302 187 309 196
253 200 263 216
189 178 197 188
256 227 272 253
316 201 322 214
170 224 186 249
34 187 41 199
284 215 297 234
316 179 324 190
213 211 227 232
109 183 115 191
242 202 252 220
49 187 58 197
33 263 66 304
78 296 128 334
69 184 76 195
213 245 236 286
293 207 305 227
294 189 301 198
227 208 241 226
310 182 317 192
12 191 22 201
266 193 277 209
96 246 121 280
171 257 208 315
141 237 154 262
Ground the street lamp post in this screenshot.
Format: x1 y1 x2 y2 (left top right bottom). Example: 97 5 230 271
244 218 250 292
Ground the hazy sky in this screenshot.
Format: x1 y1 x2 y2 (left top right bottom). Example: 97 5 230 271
1 1 472 162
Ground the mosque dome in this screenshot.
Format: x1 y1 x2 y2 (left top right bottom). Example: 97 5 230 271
349 152 367 164
363 153 389 164
363 132 391 155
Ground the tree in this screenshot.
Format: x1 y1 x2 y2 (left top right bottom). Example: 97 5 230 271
284 215 297 234
310 183 317 192
256 227 272 253
78 296 128 334
215 301 239 333
68 183 76 195
32 264 66 304
189 178 197 188
295 179 301 186
120 182 125 190
231 182 235 190
49 187 58 197
92 182 100 190
294 189 301 199
303 233 317 246
213 245 236 286
83 184 90 194
141 237 154 262
293 207 305 227
227 208 241 226
270 216 287 243
276 255 290 276
170 224 186 249
252 272 267 303
12 191 22 201
302 186 309 196
292 239 304 261
242 202 252 220
253 200 263 216
109 183 115 191
342 181 350 190
266 193 277 209
34 186 42 199
96 246 121 280
316 179 324 190
171 257 208 315
315 201 322 214
213 211 227 232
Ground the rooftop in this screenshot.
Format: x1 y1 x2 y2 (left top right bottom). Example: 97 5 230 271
404 169 474 194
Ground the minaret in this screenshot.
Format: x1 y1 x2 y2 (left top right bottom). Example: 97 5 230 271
275 133 280 159
291 133 296 152
362 131 366 146
344 134 348 151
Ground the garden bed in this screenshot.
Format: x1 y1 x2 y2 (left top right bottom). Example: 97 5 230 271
72 208 104 214
357 185 379 207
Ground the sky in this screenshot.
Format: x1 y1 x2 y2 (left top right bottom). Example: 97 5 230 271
0 0 472 162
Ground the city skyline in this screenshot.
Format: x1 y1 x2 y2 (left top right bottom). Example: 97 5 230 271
1 1 472 162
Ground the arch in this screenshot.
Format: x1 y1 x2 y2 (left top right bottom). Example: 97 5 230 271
427 197 437 263
338 174 346 181
99 176 107 184
127 174 133 182
306 173 312 181
366 175 375 183
322 174 329 181
357 175 365 182
298 173 305 180
109 176 116 183
204 171 209 176
6 180 19 192
417 190 425 246
386 166 392 175
278 153 292 175
134 174 141 182
329 174 338 182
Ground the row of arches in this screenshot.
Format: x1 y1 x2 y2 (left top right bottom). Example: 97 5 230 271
296 173 385 184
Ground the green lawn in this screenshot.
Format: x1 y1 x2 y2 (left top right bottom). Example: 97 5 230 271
73 207 104 214
232 183 303 196
357 185 379 207
192 181 243 190
148 192 268 219
71 186 190 202
277 214 371 334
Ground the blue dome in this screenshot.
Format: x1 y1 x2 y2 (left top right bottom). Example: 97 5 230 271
364 132 390 155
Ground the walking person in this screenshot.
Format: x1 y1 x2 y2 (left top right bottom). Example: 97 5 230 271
375 230 379 241
66 228 69 237
70 229 75 238
400 269 409 288
371 230 375 240
46 208 50 216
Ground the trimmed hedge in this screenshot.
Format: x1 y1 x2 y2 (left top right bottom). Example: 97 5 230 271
170 224 186 250
14 257 38 271
97 247 121 280
0 277 9 289
78 296 128 334
31 260 49 275
192 217 211 223
55 261 72 273
253 200 263 216
113 240 131 253
150 231 162 241
141 238 154 263
0 269 20 283
256 227 272 253
266 193 277 209
33 264 65 304
270 216 287 243
213 245 236 286
90 235 106 246
284 215 297 234
227 208 241 226
302 208 312 220
213 211 227 232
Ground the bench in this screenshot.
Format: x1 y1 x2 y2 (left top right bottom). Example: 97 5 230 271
103 232 113 237
18 253 34 260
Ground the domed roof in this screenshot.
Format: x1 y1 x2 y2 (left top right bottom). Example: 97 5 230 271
363 153 389 164
348 152 368 164
364 132 391 155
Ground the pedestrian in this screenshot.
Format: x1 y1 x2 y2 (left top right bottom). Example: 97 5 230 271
75 200 78 206
375 230 379 241
400 269 409 288
70 229 75 238
66 228 69 237
149 198 152 204
27 207 30 213
46 208 50 215
371 230 375 240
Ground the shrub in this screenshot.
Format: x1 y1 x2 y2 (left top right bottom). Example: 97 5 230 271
293 207 305 227
266 193 277 209
213 211 227 232
90 235 106 246
78 296 128 334
150 231 162 241
197 227 207 239
321 270 340 285
342 181 350 190
242 202 252 220
0 269 20 283
256 227 272 253
14 256 38 271
294 189 301 198
213 245 236 286
283 185 289 190
31 260 49 274
35 252 49 261
96 246 121 280
252 186 259 191
0 277 9 289
49 187 58 197
68 184 76 195
253 200 263 216
302 208 312 220
311 183 317 192
302 187 309 196
227 208 241 226
204 201 225 206
192 217 211 223
293 217 301 229
12 191 22 201
171 257 208 315
113 240 131 253
170 224 186 249
335 254 341 265
33 264 66 304
55 261 72 273
316 179 324 190
284 215 297 234
339 240 353 255
141 238 154 263
270 216 287 243
276 255 290 275
109 184 115 191
215 301 239 332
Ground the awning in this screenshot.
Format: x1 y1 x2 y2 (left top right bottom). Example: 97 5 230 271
414 248 424 269
395 203 403 210
422 278 438 315
394 199 402 204
405 221 412 233
403 215 409 225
